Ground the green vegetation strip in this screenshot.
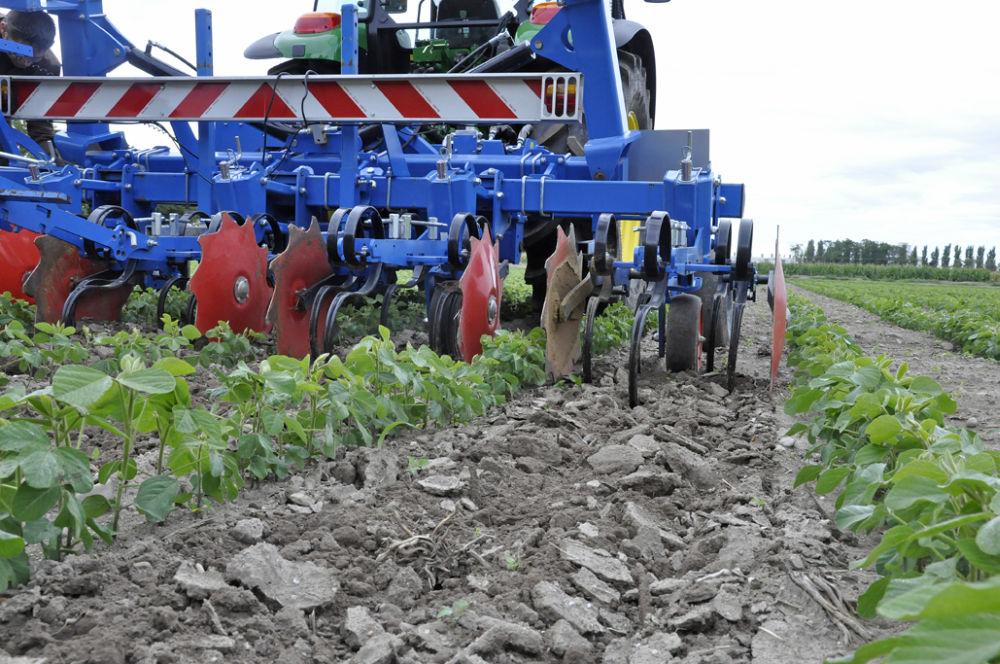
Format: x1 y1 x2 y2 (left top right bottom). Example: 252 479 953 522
0 288 643 589
785 295 1000 663
758 261 1000 282
793 278 1000 362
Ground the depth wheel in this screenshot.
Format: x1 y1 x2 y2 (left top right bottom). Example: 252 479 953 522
666 293 702 372
581 296 601 384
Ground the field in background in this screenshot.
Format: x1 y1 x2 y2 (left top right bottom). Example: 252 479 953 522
794 277 1000 361
760 261 1000 282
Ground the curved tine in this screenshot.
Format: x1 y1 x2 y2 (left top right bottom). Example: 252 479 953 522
628 303 656 408
706 293 723 372
308 284 339 359
380 264 426 329
582 295 600 384
61 260 138 327
657 303 667 359
322 263 385 353
156 275 188 328
379 283 400 329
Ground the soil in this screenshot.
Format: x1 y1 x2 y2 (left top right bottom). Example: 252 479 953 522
0 298 898 664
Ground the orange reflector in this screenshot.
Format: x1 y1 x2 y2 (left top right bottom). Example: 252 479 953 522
294 12 341 34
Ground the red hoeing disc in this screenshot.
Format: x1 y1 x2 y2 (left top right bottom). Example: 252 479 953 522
458 225 503 362
770 235 788 390
190 213 272 334
0 229 41 302
23 235 134 323
266 219 333 357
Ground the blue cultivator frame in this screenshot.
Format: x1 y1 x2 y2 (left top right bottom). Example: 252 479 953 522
0 0 760 404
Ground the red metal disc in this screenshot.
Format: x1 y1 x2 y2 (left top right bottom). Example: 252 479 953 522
23 235 135 324
0 229 41 302
770 235 788 390
266 219 333 357
458 225 503 362
541 226 585 380
189 213 273 335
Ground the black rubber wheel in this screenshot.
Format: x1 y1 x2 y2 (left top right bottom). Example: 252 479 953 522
714 219 733 265
666 293 701 372
428 283 462 359
695 272 730 350
734 219 754 281
618 50 652 130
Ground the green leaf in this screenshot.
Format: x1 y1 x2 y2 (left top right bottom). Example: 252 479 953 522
54 447 93 493
98 458 136 484
957 538 1000 576
0 530 25 558
116 368 175 395
793 464 822 487
152 357 196 377
11 484 61 521
885 475 949 512
0 421 49 452
856 576 890 619
835 504 875 530
866 414 901 444
854 524 915 569
134 475 179 523
875 614 1000 664
52 365 113 410
18 449 60 488
915 577 1000 620
878 575 951 621
816 466 851 495
974 516 1000 555
81 495 111 519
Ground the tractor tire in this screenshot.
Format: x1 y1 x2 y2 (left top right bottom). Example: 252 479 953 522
540 49 651 154
666 293 702 372
696 272 730 349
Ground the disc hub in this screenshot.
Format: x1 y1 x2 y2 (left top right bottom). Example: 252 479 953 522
487 295 498 326
233 276 250 304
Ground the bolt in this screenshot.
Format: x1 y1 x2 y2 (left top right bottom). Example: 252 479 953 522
497 192 505 199
260 177 268 185
474 178 482 185
146 239 158 247
233 276 250 304
487 295 498 326
533 39 543 50
299 187 307 194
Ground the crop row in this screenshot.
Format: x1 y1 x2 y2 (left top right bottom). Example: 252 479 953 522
0 290 646 589
757 261 1000 282
784 296 1000 663
794 278 1000 361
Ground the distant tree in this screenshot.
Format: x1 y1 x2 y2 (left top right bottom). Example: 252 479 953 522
931 247 940 267
816 241 826 262
804 240 815 263
976 246 986 269
954 246 963 268
965 245 974 267
921 245 928 266
909 247 918 265
790 243 803 263
943 244 952 268
987 247 997 271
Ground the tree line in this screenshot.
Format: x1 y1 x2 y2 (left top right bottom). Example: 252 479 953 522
791 240 998 271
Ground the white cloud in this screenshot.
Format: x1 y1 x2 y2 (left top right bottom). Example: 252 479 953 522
97 0 1000 257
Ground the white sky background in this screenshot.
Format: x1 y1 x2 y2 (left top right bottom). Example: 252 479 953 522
98 0 1000 258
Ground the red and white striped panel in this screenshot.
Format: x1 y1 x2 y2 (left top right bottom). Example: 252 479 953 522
3 74 582 124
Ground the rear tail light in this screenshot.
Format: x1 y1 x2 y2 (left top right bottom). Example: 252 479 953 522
294 12 342 34
530 2 561 25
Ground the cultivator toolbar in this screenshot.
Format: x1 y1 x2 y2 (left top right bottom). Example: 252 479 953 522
0 0 785 402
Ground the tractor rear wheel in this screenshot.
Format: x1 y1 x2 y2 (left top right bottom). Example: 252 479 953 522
666 293 702 372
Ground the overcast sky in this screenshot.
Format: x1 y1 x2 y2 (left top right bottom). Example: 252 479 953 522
100 0 1000 258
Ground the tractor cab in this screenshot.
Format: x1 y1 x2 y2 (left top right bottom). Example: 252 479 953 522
245 0 530 75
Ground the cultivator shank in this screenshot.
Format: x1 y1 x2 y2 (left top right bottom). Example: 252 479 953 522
0 0 781 401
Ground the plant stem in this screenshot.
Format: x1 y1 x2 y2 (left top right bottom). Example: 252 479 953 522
111 389 135 534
